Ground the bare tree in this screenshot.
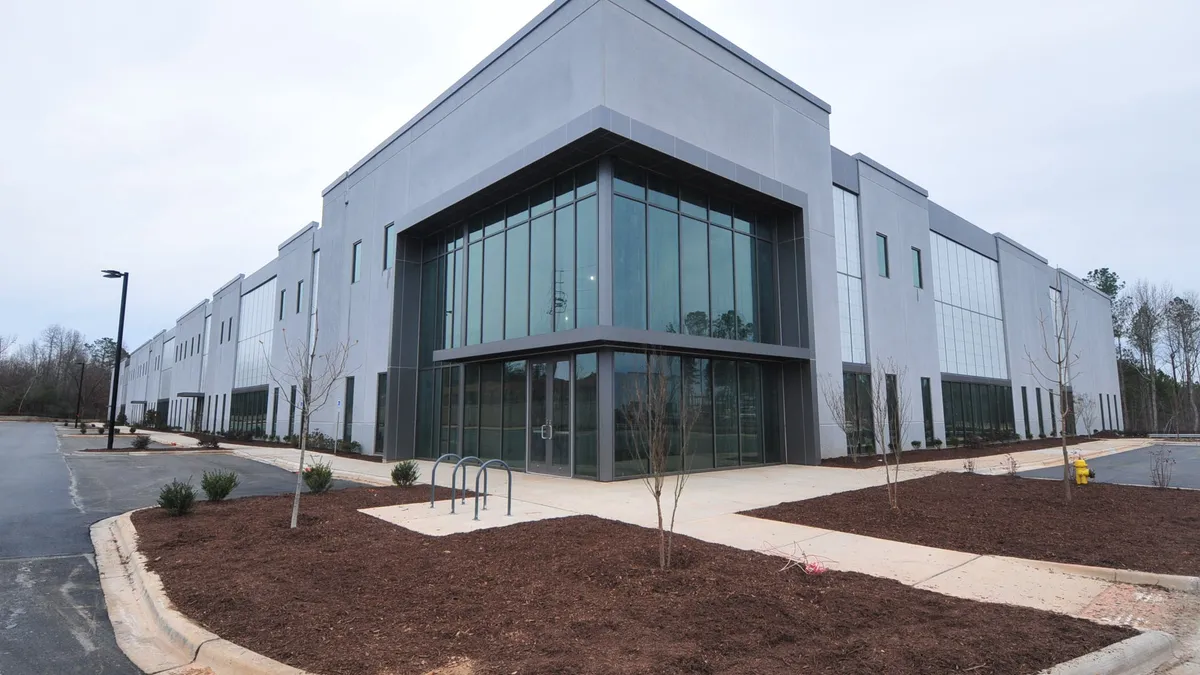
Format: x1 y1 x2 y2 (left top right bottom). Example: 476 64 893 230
818 372 861 459
0 335 14 360
1130 281 1168 433
866 357 910 511
1026 279 1081 503
263 310 355 529
1164 294 1199 432
1073 392 1097 438
625 353 698 570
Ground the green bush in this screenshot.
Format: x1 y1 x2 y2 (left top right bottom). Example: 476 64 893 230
129 425 138 433
116 411 128 426
130 434 151 450
200 469 239 501
196 434 221 449
80 427 88 434
158 479 196 516
337 439 363 454
391 460 420 487
303 459 334 494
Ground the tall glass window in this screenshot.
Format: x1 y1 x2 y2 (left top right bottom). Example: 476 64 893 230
611 161 778 343
843 371 874 454
876 234 889 277
833 187 866 363
575 353 598 478
350 241 362 283
502 360 527 469
233 278 276 390
921 377 934 444
912 247 923 288
384 223 397 269
931 232 1007 379
941 379 1014 445
420 163 598 357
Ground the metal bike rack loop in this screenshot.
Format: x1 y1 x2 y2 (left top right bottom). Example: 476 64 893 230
449 456 486 514
474 459 513 520
429 453 462 508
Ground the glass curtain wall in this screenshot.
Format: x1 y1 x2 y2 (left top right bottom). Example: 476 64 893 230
613 351 780 478
233 278 276 389
941 379 1015 445
611 161 778 343
931 233 1007 379
229 389 268 436
833 187 867 363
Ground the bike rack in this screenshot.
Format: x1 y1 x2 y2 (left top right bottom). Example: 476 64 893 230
429 453 462 508
450 456 487 514
473 459 513 520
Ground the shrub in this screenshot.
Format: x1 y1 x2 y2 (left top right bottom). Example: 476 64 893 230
116 411 128 426
1025 432 1033 440
1038 433 1046 439
196 434 221 449
303 460 334 494
80 427 87 434
391 460 420 487
930 438 943 449
1003 454 1019 477
62 421 69 427
1150 448 1175 488
129 425 138 433
200 469 239 501
158 479 196 516
130 434 151 450
962 458 977 474
336 439 362 454
910 440 921 450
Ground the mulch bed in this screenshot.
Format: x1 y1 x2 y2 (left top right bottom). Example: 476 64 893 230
132 486 1133 675
745 472 1200 576
821 433 1128 469
81 447 213 453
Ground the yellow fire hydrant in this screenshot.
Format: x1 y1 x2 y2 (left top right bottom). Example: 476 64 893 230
1073 458 1090 485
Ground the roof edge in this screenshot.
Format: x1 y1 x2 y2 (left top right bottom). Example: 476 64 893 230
995 232 1049 264
852 153 929 197
323 0 831 197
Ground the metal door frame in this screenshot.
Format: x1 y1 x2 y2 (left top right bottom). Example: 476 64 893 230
527 355 573 477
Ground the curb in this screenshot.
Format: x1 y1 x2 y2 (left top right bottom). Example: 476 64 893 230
231 449 392 487
1038 630 1180 675
1000 557 1200 593
91 510 311 675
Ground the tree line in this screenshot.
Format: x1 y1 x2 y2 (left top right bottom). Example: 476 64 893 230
1087 268 1200 435
0 325 123 420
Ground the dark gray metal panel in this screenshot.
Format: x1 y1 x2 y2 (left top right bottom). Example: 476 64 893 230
384 233 425 461
830 147 859 194
795 235 812 350
782 361 813 464
431 325 812 363
928 201 999 261
596 350 615 482
598 157 614 327
776 239 801 348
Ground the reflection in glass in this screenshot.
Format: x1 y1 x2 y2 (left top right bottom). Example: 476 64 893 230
648 206 680 333
614 352 647 478
466 242 482 345
685 357 714 470
575 196 598 329
529 214 554 336
613 196 647 329
482 234 505 343
574 354 598 478
709 228 735 339
505 224 529 339
462 364 479 457
680 217 709 337
713 359 739 467
555 205 575 331
734 233 756 342
479 362 503 460
502 361 526 469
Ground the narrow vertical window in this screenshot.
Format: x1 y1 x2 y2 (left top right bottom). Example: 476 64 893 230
921 377 934 444
876 233 889 278
350 241 362 283
296 280 304 314
1035 388 1045 436
1021 387 1031 438
279 289 287 320
911 247 923 288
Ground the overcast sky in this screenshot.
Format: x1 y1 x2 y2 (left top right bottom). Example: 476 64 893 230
2 0 1196 350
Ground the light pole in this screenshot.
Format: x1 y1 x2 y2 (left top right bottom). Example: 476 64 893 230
74 361 86 428
103 270 129 450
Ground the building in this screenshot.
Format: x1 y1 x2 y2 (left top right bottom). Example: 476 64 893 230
114 0 1122 479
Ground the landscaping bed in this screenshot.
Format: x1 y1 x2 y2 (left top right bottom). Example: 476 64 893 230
821 433 1126 469
745 472 1200 576
132 486 1134 675
179 432 385 462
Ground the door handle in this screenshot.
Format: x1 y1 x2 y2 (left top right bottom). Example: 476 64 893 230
541 422 553 440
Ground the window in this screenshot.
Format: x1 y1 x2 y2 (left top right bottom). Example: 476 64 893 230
383 223 397 269
876 233 889 277
343 376 355 443
1035 387 1045 436
271 388 279 438
931 233 1007 379
279 288 287 320
296 280 304 314
376 372 388 455
1049 391 1058 435
942 379 1015 444
350 241 362 283
234 279 277 389
611 160 778 343
921 377 934 444
842 371 874 454
911 247 923 288
1021 387 1031 438
833 187 866 363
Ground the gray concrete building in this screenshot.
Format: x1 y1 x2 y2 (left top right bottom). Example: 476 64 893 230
114 0 1121 478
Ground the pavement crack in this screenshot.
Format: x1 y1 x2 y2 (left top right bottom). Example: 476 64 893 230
912 554 984 586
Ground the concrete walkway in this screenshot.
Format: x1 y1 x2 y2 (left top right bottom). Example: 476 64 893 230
210 437 1194 629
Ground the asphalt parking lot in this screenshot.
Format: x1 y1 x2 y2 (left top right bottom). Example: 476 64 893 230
1021 443 1200 489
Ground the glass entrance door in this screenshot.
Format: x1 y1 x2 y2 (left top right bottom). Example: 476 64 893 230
529 358 571 476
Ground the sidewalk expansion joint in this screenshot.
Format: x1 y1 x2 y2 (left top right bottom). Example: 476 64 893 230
912 554 984 586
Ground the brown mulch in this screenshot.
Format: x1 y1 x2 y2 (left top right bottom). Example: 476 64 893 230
745 472 1200 576
821 433 1129 469
132 486 1133 675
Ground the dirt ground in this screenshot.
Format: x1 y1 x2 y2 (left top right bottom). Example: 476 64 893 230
745 472 1200 575
133 486 1134 675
